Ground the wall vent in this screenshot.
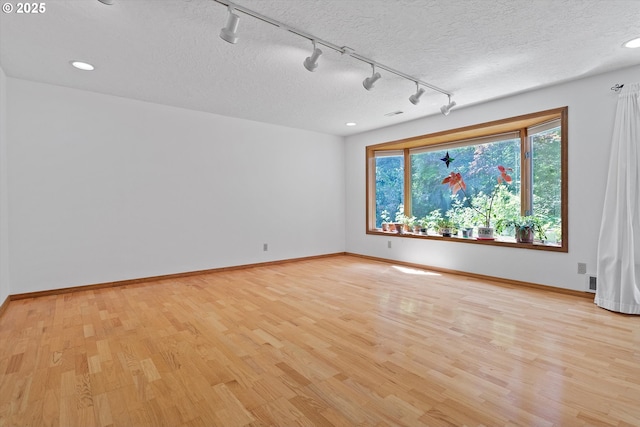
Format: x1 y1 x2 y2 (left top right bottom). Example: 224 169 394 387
588 276 597 292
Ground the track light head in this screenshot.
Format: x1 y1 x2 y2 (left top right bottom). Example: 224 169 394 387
362 65 382 90
303 42 323 72
409 85 426 105
363 72 381 90
440 96 456 116
220 7 240 44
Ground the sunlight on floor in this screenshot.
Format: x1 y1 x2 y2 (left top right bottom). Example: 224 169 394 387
392 265 441 276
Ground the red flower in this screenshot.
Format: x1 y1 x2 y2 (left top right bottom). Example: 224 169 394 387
442 172 466 195
497 165 512 184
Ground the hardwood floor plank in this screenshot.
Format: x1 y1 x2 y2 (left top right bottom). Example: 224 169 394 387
1 255 639 426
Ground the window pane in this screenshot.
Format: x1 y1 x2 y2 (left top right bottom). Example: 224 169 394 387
411 138 521 233
531 126 562 243
375 154 404 227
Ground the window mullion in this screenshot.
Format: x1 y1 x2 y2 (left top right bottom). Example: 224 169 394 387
521 128 533 216
403 148 411 216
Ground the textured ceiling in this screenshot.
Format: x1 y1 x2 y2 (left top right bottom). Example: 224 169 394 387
1 0 639 136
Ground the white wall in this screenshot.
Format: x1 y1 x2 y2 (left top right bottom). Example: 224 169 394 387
345 65 640 292
7 78 345 294
0 67 9 303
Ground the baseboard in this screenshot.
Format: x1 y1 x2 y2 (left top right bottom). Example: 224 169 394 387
345 252 594 299
0 296 9 317
9 252 348 301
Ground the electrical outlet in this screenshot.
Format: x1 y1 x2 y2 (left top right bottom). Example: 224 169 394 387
263 243 268 251
387 240 392 249
577 263 587 274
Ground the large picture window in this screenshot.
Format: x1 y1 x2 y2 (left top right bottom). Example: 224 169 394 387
366 107 567 252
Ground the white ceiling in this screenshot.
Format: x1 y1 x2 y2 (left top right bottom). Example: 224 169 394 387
1 0 639 136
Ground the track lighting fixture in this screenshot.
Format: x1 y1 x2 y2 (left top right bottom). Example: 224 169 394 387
362 65 382 90
219 7 240 44
213 0 454 114
409 83 426 105
440 95 457 116
303 41 323 72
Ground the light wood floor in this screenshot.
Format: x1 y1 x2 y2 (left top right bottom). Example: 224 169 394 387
1 255 638 427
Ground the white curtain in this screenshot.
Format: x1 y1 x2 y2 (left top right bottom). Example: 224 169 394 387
595 83 640 314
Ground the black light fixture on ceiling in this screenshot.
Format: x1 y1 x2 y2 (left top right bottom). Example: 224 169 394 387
213 0 455 114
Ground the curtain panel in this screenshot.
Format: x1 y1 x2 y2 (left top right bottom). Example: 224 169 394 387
596 83 640 314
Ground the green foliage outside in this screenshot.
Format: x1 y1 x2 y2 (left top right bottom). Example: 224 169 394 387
375 155 403 228
532 127 562 242
410 138 521 236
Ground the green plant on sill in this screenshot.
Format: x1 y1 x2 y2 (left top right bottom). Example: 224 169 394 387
404 215 417 228
435 217 457 237
416 217 430 229
495 215 548 241
394 204 416 228
380 209 391 225
436 218 455 230
446 196 476 230
424 209 443 231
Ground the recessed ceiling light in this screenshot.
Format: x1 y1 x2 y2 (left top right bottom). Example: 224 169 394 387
97 0 114 4
70 61 95 71
345 122 357 127
623 37 640 48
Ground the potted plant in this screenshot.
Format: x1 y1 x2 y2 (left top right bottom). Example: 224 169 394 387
403 215 417 233
393 205 415 234
391 205 403 233
416 217 429 235
495 215 547 244
436 218 455 237
425 209 443 235
533 218 550 243
447 197 475 238
380 209 391 231
442 165 512 240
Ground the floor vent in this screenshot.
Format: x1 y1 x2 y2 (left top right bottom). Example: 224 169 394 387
588 276 597 292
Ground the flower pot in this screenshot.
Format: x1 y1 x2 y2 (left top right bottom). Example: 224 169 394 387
393 223 405 234
462 227 474 238
419 228 428 235
413 225 421 234
381 223 389 232
477 226 494 240
440 227 452 237
516 227 534 243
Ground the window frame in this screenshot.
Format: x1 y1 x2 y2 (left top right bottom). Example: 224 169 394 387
366 107 568 252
